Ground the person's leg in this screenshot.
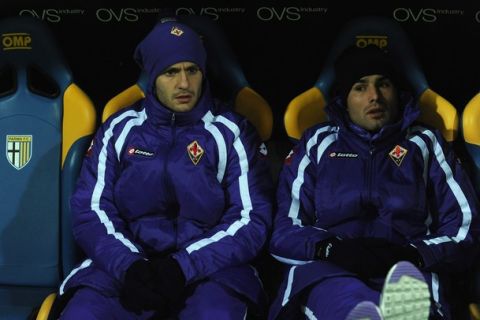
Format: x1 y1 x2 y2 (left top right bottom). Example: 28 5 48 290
59 287 155 320
302 276 380 320
177 280 248 320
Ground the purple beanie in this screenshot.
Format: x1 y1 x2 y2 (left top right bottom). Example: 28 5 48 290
134 20 207 88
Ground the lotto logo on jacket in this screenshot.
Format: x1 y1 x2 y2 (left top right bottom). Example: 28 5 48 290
329 152 358 158
127 147 155 157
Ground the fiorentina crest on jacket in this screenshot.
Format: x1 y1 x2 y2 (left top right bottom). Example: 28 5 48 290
6 135 32 170
170 26 184 36
389 144 407 166
187 140 204 165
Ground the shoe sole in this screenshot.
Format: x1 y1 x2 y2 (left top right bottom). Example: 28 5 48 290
346 301 383 320
380 261 430 320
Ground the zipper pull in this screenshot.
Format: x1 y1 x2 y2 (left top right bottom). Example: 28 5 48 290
171 113 176 126
369 142 375 155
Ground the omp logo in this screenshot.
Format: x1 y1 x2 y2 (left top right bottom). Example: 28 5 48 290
475 11 480 23
2 33 32 50
355 36 388 49
257 7 301 21
96 8 138 22
393 8 437 23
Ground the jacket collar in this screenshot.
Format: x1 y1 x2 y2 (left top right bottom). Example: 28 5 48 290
143 81 215 127
325 93 419 144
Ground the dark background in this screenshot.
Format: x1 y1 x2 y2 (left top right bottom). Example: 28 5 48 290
2 0 479 145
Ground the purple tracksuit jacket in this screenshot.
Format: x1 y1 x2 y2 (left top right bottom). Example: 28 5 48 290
268 95 480 319
59 84 273 309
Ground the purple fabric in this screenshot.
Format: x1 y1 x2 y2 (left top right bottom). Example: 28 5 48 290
134 20 207 93
60 280 248 320
178 281 248 320
303 277 380 320
60 287 155 320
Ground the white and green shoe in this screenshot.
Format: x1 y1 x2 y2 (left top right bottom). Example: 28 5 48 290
380 261 431 320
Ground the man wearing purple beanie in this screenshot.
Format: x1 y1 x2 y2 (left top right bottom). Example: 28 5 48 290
268 45 480 319
55 18 273 319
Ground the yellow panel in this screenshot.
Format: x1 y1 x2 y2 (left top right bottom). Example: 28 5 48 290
284 87 328 140
418 88 458 142
102 84 145 123
63 84 97 167
462 92 480 146
234 87 273 141
35 293 56 320
284 87 457 142
103 84 272 140
470 303 480 320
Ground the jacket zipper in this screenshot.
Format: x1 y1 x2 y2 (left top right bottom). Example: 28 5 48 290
165 112 178 248
163 113 176 190
366 144 375 204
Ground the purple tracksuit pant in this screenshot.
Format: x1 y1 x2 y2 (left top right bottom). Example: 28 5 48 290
268 262 450 319
60 280 248 320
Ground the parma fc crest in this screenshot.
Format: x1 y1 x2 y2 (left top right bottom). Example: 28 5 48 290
6 135 32 170
187 140 204 165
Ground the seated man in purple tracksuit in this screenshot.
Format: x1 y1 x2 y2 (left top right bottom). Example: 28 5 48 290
268 45 480 319
57 18 273 319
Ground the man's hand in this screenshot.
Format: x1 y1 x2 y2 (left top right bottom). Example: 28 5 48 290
150 256 186 305
315 237 423 279
120 259 167 315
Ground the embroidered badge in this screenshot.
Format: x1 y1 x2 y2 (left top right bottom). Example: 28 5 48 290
6 135 32 170
258 143 268 157
127 147 155 157
170 26 184 37
86 139 94 157
329 152 358 158
389 145 408 166
187 140 204 165
284 148 295 165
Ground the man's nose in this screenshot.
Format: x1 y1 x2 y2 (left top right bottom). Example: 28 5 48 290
367 84 380 101
177 71 189 88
